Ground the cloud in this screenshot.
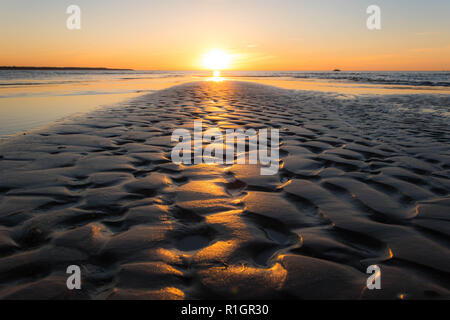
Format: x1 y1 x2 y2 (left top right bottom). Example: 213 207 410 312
415 31 440 36
410 44 450 53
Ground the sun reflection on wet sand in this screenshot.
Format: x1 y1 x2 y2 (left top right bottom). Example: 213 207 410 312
1 79 448 300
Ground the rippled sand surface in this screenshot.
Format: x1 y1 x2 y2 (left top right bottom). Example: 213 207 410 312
0 81 449 299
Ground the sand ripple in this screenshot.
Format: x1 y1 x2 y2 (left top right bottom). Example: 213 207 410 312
0 81 449 299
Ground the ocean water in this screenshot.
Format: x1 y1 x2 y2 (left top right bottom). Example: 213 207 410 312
0 70 449 140
2 70 449 89
223 70 450 87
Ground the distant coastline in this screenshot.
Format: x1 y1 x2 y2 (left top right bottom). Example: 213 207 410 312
0 66 133 71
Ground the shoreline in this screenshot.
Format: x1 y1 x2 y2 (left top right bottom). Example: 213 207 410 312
1 78 449 143
1 69 449 143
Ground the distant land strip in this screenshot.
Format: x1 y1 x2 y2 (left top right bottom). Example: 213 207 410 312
0 66 134 71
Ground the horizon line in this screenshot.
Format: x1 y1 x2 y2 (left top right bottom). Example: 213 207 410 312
0 66 448 72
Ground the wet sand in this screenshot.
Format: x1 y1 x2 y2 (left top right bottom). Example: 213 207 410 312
0 81 449 299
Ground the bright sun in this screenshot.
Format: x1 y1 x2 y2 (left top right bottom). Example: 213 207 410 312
202 49 232 70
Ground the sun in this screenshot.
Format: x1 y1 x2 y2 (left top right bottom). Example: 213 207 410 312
202 49 232 70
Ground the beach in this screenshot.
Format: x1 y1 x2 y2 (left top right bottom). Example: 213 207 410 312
1 70 449 141
0 80 449 299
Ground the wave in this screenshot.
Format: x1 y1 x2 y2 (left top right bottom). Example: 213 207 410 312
221 71 450 87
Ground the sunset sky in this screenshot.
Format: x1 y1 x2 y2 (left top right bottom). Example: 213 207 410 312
1 0 449 71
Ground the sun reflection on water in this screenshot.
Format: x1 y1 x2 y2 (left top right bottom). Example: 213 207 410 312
208 70 224 82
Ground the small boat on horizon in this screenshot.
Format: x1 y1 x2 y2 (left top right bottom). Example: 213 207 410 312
333 68 341 72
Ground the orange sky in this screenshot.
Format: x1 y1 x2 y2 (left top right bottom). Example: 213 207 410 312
0 0 449 71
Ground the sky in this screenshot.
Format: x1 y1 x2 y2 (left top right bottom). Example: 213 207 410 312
0 0 449 71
